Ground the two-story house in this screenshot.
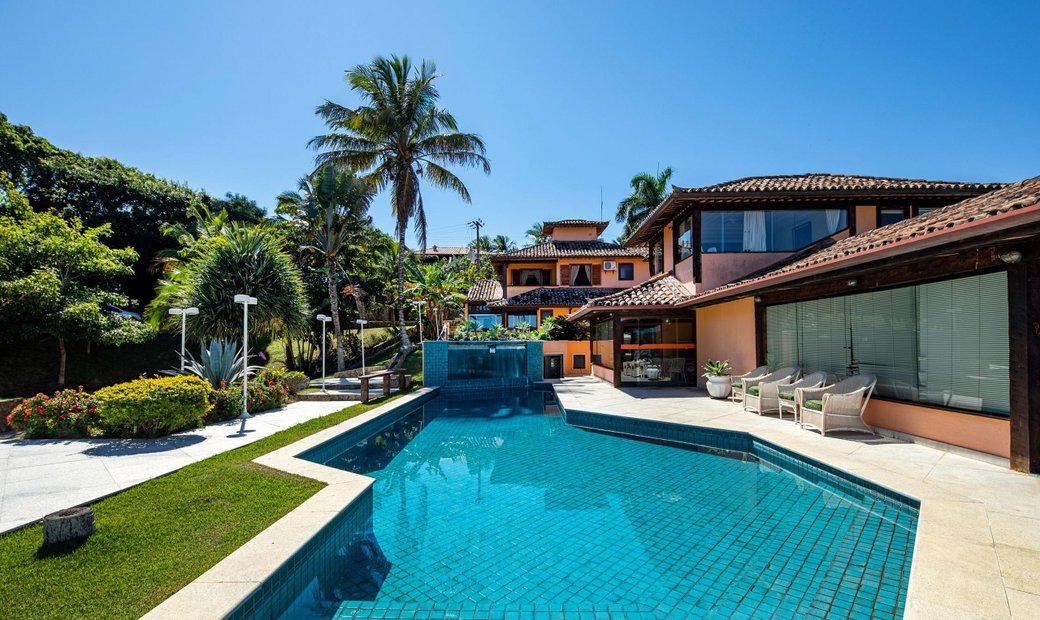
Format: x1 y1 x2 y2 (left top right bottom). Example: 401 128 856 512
465 219 649 378
571 173 1040 471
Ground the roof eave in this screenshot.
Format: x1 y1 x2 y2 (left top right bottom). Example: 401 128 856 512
680 202 1040 308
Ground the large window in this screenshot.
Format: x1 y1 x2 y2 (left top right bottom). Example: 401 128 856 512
701 209 848 253
618 262 634 281
571 264 592 286
511 269 552 286
507 313 538 329
591 317 614 369
765 272 1009 416
619 317 696 385
675 213 694 261
470 314 502 330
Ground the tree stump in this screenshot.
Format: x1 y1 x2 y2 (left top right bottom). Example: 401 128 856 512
42 507 96 546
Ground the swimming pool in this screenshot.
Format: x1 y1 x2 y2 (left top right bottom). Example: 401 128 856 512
233 386 918 619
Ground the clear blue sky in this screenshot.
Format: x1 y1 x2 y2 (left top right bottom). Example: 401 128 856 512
2 1 1038 247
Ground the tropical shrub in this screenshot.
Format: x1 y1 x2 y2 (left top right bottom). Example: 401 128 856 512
208 383 244 422
246 376 289 413
6 388 99 438
257 368 309 394
94 375 210 437
540 316 589 341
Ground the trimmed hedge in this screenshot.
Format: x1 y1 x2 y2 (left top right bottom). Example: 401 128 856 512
94 375 210 438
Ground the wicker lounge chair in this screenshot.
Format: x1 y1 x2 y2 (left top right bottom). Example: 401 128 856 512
777 371 829 421
797 374 877 436
743 366 801 415
729 365 768 404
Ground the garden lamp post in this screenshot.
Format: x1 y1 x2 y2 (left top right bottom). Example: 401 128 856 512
356 319 368 375
234 294 257 427
316 314 332 393
168 306 199 372
412 300 426 343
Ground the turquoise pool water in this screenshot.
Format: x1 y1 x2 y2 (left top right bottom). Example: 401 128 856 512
248 388 917 619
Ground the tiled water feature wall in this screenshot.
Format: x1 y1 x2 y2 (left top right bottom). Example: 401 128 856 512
423 341 543 390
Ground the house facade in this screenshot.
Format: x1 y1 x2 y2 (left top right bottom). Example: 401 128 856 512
572 173 1040 472
465 220 650 378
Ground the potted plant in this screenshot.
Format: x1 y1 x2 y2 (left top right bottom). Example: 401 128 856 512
703 359 732 398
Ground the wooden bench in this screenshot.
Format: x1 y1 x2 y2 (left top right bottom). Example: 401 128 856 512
359 369 408 402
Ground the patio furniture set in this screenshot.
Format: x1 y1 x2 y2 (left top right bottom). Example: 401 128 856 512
728 365 878 436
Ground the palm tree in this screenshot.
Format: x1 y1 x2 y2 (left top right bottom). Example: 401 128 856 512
615 167 674 242
405 261 467 338
489 234 516 253
525 221 548 244
277 167 374 371
309 55 490 366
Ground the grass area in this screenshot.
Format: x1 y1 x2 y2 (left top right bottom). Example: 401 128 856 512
299 348 424 394
0 393 408 620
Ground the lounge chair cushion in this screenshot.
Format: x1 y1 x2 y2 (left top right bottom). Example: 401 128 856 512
778 391 794 401
747 386 760 396
803 399 824 412
732 379 742 387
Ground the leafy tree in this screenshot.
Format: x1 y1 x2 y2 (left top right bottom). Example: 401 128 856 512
277 167 374 371
309 55 490 366
525 221 548 243
0 173 154 385
0 113 264 304
489 234 517 253
615 167 674 242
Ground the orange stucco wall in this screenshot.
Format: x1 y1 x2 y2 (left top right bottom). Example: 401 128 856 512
695 298 758 387
592 363 613 383
543 339 592 376
699 253 793 291
550 225 600 241
863 399 1010 458
504 259 650 297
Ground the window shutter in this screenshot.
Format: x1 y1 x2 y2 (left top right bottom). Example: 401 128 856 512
591 263 602 285
560 264 571 286
542 269 552 286
511 271 521 286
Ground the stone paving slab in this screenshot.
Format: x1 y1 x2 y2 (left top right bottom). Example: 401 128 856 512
0 400 349 534
554 376 1040 620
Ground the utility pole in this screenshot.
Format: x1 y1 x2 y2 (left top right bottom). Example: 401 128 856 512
468 219 484 265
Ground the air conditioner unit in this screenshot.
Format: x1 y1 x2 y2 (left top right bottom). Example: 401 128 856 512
602 261 617 271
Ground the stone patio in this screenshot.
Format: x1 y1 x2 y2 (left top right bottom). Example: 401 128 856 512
554 376 1040 619
0 400 350 534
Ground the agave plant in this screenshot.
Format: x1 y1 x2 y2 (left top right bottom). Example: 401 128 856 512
172 339 263 389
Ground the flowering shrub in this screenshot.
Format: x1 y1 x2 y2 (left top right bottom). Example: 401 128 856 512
247 375 289 412
7 388 99 438
94 375 210 438
257 368 309 395
207 382 244 422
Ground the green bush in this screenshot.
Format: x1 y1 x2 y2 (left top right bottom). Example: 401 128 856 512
94 375 210 438
246 376 288 413
6 388 99 438
257 368 309 395
208 384 244 422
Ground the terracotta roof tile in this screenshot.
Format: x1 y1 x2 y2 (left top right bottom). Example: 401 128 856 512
466 279 504 303
682 173 1003 194
692 175 1040 303
582 274 694 308
497 240 647 260
488 287 625 308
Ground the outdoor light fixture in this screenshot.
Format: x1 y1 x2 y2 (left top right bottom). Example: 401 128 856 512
489 345 497 355
847 279 859 287
356 319 369 375
1000 250 1023 264
234 295 258 430
412 300 427 343
168 306 199 372
316 314 332 393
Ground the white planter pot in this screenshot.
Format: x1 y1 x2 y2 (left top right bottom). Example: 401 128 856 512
645 367 661 380
705 375 732 398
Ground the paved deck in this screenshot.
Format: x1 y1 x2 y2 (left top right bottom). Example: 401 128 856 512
554 377 1040 619
0 400 350 534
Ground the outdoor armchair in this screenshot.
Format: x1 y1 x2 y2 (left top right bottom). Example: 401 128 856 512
743 366 801 415
729 365 768 404
777 371 829 421
797 374 878 436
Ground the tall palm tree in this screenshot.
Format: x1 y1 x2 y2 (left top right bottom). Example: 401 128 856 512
278 167 374 371
616 167 674 242
405 261 467 338
309 55 490 365
524 221 548 244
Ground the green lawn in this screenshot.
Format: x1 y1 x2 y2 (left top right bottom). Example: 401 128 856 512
299 348 424 393
0 393 408 620
263 327 395 370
